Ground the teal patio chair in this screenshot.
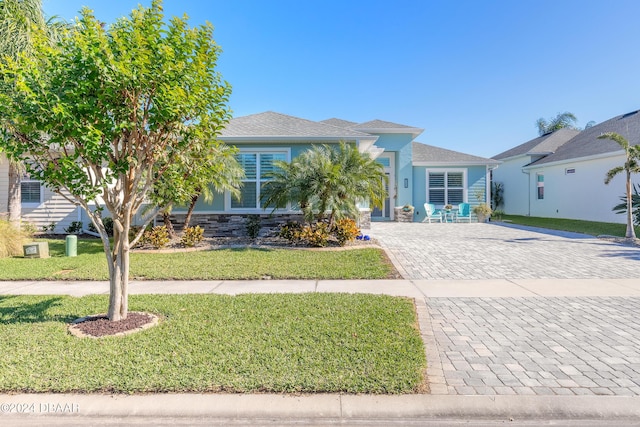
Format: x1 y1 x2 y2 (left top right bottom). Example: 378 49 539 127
456 203 472 223
422 203 442 223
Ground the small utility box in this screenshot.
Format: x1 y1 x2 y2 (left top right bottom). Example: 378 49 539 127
65 235 77 257
23 242 50 258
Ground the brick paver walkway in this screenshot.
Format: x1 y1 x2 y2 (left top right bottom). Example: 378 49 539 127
370 222 640 396
370 222 640 280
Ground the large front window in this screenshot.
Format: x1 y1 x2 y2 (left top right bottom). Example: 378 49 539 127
232 151 287 209
427 171 465 205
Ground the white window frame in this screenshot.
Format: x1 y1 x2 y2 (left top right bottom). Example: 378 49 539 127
20 175 43 206
426 168 467 207
226 147 291 212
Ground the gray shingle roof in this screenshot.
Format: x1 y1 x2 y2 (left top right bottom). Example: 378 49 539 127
220 111 372 139
529 110 640 167
320 118 358 128
492 127 580 160
413 142 499 165
353 119 416 130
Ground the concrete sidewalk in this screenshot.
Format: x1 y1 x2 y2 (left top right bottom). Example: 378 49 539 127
1 277 639 297
1 278 639 424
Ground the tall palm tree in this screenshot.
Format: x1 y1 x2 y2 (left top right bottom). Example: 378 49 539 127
262 142 387 224
599 132 640 239
536 112 578 136
0 0 64 225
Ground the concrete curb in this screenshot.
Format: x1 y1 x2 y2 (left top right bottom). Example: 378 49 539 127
1 394 639 420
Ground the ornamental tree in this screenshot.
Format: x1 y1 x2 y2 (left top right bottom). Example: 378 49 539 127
0 0 232 320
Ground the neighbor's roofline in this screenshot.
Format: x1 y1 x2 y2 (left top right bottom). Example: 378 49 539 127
413 160 501 167
523 149 626 169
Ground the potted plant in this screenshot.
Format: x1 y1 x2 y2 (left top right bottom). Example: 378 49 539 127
444 204 453 212
402 204 414 212
472 203 492 222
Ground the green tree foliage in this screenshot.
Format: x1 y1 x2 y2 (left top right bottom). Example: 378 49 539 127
149 142 244 237
0 0 64 225
612 184 640 226
536 112 578 136
0 0 232 320
262 142 387 224
599 132 640 239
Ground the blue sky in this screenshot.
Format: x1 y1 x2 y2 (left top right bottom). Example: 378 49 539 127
42 0 640 158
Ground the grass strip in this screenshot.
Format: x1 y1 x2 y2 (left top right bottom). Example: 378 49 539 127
0 239 395 280
501 215 639 237
0 293 426 394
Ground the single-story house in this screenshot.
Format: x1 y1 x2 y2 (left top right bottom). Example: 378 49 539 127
1 111 499 234
492 110 640 224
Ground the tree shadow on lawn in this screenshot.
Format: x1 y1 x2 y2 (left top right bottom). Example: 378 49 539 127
0 295 79 324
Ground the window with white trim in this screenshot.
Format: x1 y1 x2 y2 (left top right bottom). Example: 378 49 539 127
427 171 465 205
232 151 287 209
21 170 42 204
536 173 544 200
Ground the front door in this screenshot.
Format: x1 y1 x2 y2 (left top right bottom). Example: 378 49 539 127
371 153 395 220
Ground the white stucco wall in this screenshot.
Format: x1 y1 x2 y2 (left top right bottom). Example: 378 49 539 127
491 155 532 215
526 153 637 224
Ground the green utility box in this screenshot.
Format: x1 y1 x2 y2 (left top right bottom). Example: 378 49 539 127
65 235 78 257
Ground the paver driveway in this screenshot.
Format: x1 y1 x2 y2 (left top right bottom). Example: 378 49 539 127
370 222 640 280
370 221 640 396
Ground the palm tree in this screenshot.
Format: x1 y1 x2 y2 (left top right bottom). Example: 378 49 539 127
599 132 640 239
262 142 387 225
0 0 65 225
536 112 578 136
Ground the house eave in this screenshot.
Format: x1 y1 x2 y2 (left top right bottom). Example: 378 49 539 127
356 127 424 139
413 160 501 167
221 135 378 143
523 150 625 170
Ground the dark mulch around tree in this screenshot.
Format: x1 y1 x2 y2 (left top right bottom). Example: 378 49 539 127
71 312 156 337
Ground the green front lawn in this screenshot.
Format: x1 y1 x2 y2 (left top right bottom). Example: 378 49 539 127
501 215 639 237
0 293 426 394
0 239 395 280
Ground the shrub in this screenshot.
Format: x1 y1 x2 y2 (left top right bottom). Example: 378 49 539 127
41 222 56 234
246 215 261 239
181 226 204 247
279 221 303 243
64 221 83 234
0 220 29 258
142 225 170 248
299 222 330 247
332 218 360 246
88 217 114 236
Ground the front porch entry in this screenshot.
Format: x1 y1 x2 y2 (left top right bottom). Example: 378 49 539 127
371 152 395 221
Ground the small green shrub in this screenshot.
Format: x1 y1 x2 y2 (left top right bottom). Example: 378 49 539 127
181 226 204 247
332 218 360 246
21 222 37 236
142 225 170 249
64 221 83 234
299 222 330 247
41 222 56 234
0 220 29 258
491 209 505 221
279 221 303 242
88 217 114 236
246 215 261 239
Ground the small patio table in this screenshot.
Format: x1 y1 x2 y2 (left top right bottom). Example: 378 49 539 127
442 210 456 223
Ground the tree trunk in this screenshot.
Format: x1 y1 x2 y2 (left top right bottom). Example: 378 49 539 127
182 193 200 231
162 211 177 238
7 161 21 226
107 222 130 321
626 171 637 239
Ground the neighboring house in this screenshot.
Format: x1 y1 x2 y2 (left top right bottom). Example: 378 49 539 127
492 128 580 216
1 111 499 234
492 110 640 223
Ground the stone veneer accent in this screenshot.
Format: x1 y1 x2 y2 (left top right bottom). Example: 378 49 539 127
166 213 305 237
393 207 414 222
358 209 371 229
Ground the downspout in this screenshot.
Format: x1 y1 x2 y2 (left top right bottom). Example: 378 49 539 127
521 168 531 216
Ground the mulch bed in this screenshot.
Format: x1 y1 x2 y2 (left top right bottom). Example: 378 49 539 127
69 312 159 338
